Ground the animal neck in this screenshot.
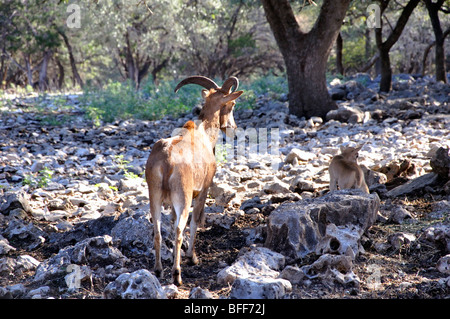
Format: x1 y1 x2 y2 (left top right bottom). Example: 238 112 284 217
198 107 221 148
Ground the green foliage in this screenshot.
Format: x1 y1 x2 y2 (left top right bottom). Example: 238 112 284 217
22 167 54 189
238 73 287 110
215 143 233 164
229 34 256 57
79 73 288 122
112 155 142 180
79 78 200 123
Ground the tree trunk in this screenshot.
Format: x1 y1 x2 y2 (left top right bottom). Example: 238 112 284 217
38 50 52 91
58 29 84 88
24 53 33 88
375 0 420 92
150 58 170 86
54 54 65 90
261 0 351 119
124 30 138 87
336 32 344 75
422 28 450 76
378 48 392 92
424 0 447 83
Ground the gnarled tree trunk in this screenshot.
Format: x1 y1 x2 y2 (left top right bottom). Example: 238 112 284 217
261 0 351 119
375 0 420 92
424 0 448 83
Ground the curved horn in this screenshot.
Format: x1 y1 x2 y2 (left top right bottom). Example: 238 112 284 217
174 76 219 93
221 76 239 93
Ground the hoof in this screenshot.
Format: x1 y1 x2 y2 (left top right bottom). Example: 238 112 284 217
172 269 182 286
187 255 199 266
154 268 163 279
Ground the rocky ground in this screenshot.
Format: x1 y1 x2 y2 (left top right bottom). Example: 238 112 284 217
0 73 449 299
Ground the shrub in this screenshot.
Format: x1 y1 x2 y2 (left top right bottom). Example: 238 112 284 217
79 74 288 123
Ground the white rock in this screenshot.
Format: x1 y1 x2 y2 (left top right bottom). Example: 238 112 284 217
217 247 285 285
104 269 166 299
229 276 292 299
285 148 316 164
437 255 450 275
209 182 236 206
263 178 291 194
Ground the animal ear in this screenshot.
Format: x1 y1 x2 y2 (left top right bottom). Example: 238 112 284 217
201 89 211 99
224 90 243 103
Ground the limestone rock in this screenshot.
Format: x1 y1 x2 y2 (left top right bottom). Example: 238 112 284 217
104 269 166 299
217 247 285 285
34 235 126 283
209 182 236 207
189 287 214 299
325 105 365 123
437 255 450 275
263 178 291 194
285 148 316 164
386 173 439 198
300 254 360 288
265 189 380 261
0 191 33 215
430 147 450 180
229 276 292 299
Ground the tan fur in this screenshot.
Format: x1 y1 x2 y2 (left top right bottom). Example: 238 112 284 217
329 145 369 194
145 86 243 286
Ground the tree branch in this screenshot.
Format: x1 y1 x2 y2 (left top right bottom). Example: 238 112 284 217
383 0 420 50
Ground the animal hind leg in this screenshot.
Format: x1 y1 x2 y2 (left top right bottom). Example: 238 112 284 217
149 191 163 278
187 189 208 265
171 192 192 286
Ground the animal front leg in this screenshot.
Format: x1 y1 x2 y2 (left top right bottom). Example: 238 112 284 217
329 170 338 192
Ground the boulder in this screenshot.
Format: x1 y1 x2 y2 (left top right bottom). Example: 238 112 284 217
437 255 450 275
430 147 450 180
325 105 365 123
386 173 439 198
423 224 450 253
299 254 360 288
189 287 214 299
0 255 40 276
285 148 316 164
379 204 414 224
103 269 166 299
0 191 33 215
263 178 291 194
3 219 46 251
388 232 416 250
209 183 236 206
281 255 360 288
34 235 126 283
229 276 292 299
0 235 16 255
329 87 347 100
265 189 380 261
111 210 186 260
217 247 285 285
111 212 153 256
